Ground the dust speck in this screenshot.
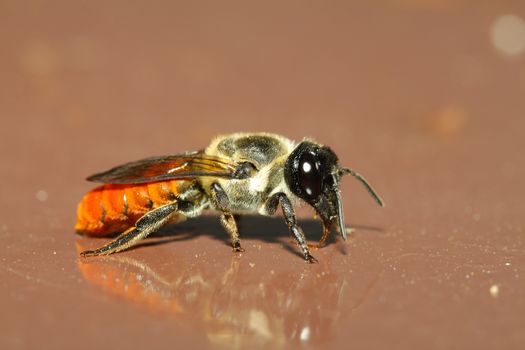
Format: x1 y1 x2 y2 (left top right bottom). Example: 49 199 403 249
427 105 468 136
36 190 48 202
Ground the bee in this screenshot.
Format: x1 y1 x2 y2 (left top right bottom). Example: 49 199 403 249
76 132 384 263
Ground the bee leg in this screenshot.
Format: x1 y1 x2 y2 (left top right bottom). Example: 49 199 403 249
210 183 244 252
221 213 244 252
80 202 180 257
292 223 329 250
315 223 331 248
268 193 317 263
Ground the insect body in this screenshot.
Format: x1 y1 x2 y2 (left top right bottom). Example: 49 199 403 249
76 133 384 263
75 180 192 235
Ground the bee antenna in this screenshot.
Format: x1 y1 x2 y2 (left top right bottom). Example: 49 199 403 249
340 167 385 207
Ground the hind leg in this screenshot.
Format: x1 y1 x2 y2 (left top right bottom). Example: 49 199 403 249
80 202 181 257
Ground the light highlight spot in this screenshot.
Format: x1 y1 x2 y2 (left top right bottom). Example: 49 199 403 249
300 326 311 342
302 161 312 173
248 310 271 338
490 14 525 56
489 284 500 298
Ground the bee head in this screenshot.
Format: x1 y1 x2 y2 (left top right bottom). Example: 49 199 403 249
284 140 384 241
284 141 346 239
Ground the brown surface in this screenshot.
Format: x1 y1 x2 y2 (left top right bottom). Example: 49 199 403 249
1 1 524 349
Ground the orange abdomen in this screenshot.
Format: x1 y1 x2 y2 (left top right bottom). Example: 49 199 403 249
75 180 188 236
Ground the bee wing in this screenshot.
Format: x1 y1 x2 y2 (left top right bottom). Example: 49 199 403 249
86 151 239 184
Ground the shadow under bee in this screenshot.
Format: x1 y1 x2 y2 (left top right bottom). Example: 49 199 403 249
110 215 385 257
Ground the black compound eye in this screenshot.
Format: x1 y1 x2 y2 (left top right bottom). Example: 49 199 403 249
298 152 323 199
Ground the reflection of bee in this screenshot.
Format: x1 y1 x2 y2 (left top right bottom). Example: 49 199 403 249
75 240 380 347
76 132 384 262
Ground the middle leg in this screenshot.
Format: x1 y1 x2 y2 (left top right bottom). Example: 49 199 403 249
210 183 244 252
220 213 244 252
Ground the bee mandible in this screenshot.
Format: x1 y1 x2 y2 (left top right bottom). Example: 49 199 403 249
76 133 384 263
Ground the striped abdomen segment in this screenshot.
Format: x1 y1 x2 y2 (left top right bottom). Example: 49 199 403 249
75 180 189 236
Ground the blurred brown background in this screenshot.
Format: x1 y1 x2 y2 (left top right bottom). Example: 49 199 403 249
1 1 524 349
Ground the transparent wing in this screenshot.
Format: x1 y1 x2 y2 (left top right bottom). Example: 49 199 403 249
87 151 238 184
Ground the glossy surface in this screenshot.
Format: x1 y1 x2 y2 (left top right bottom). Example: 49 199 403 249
1 1 524 349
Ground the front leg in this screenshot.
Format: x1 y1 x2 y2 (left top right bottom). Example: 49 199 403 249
210 183 244 252
267 193 318 263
